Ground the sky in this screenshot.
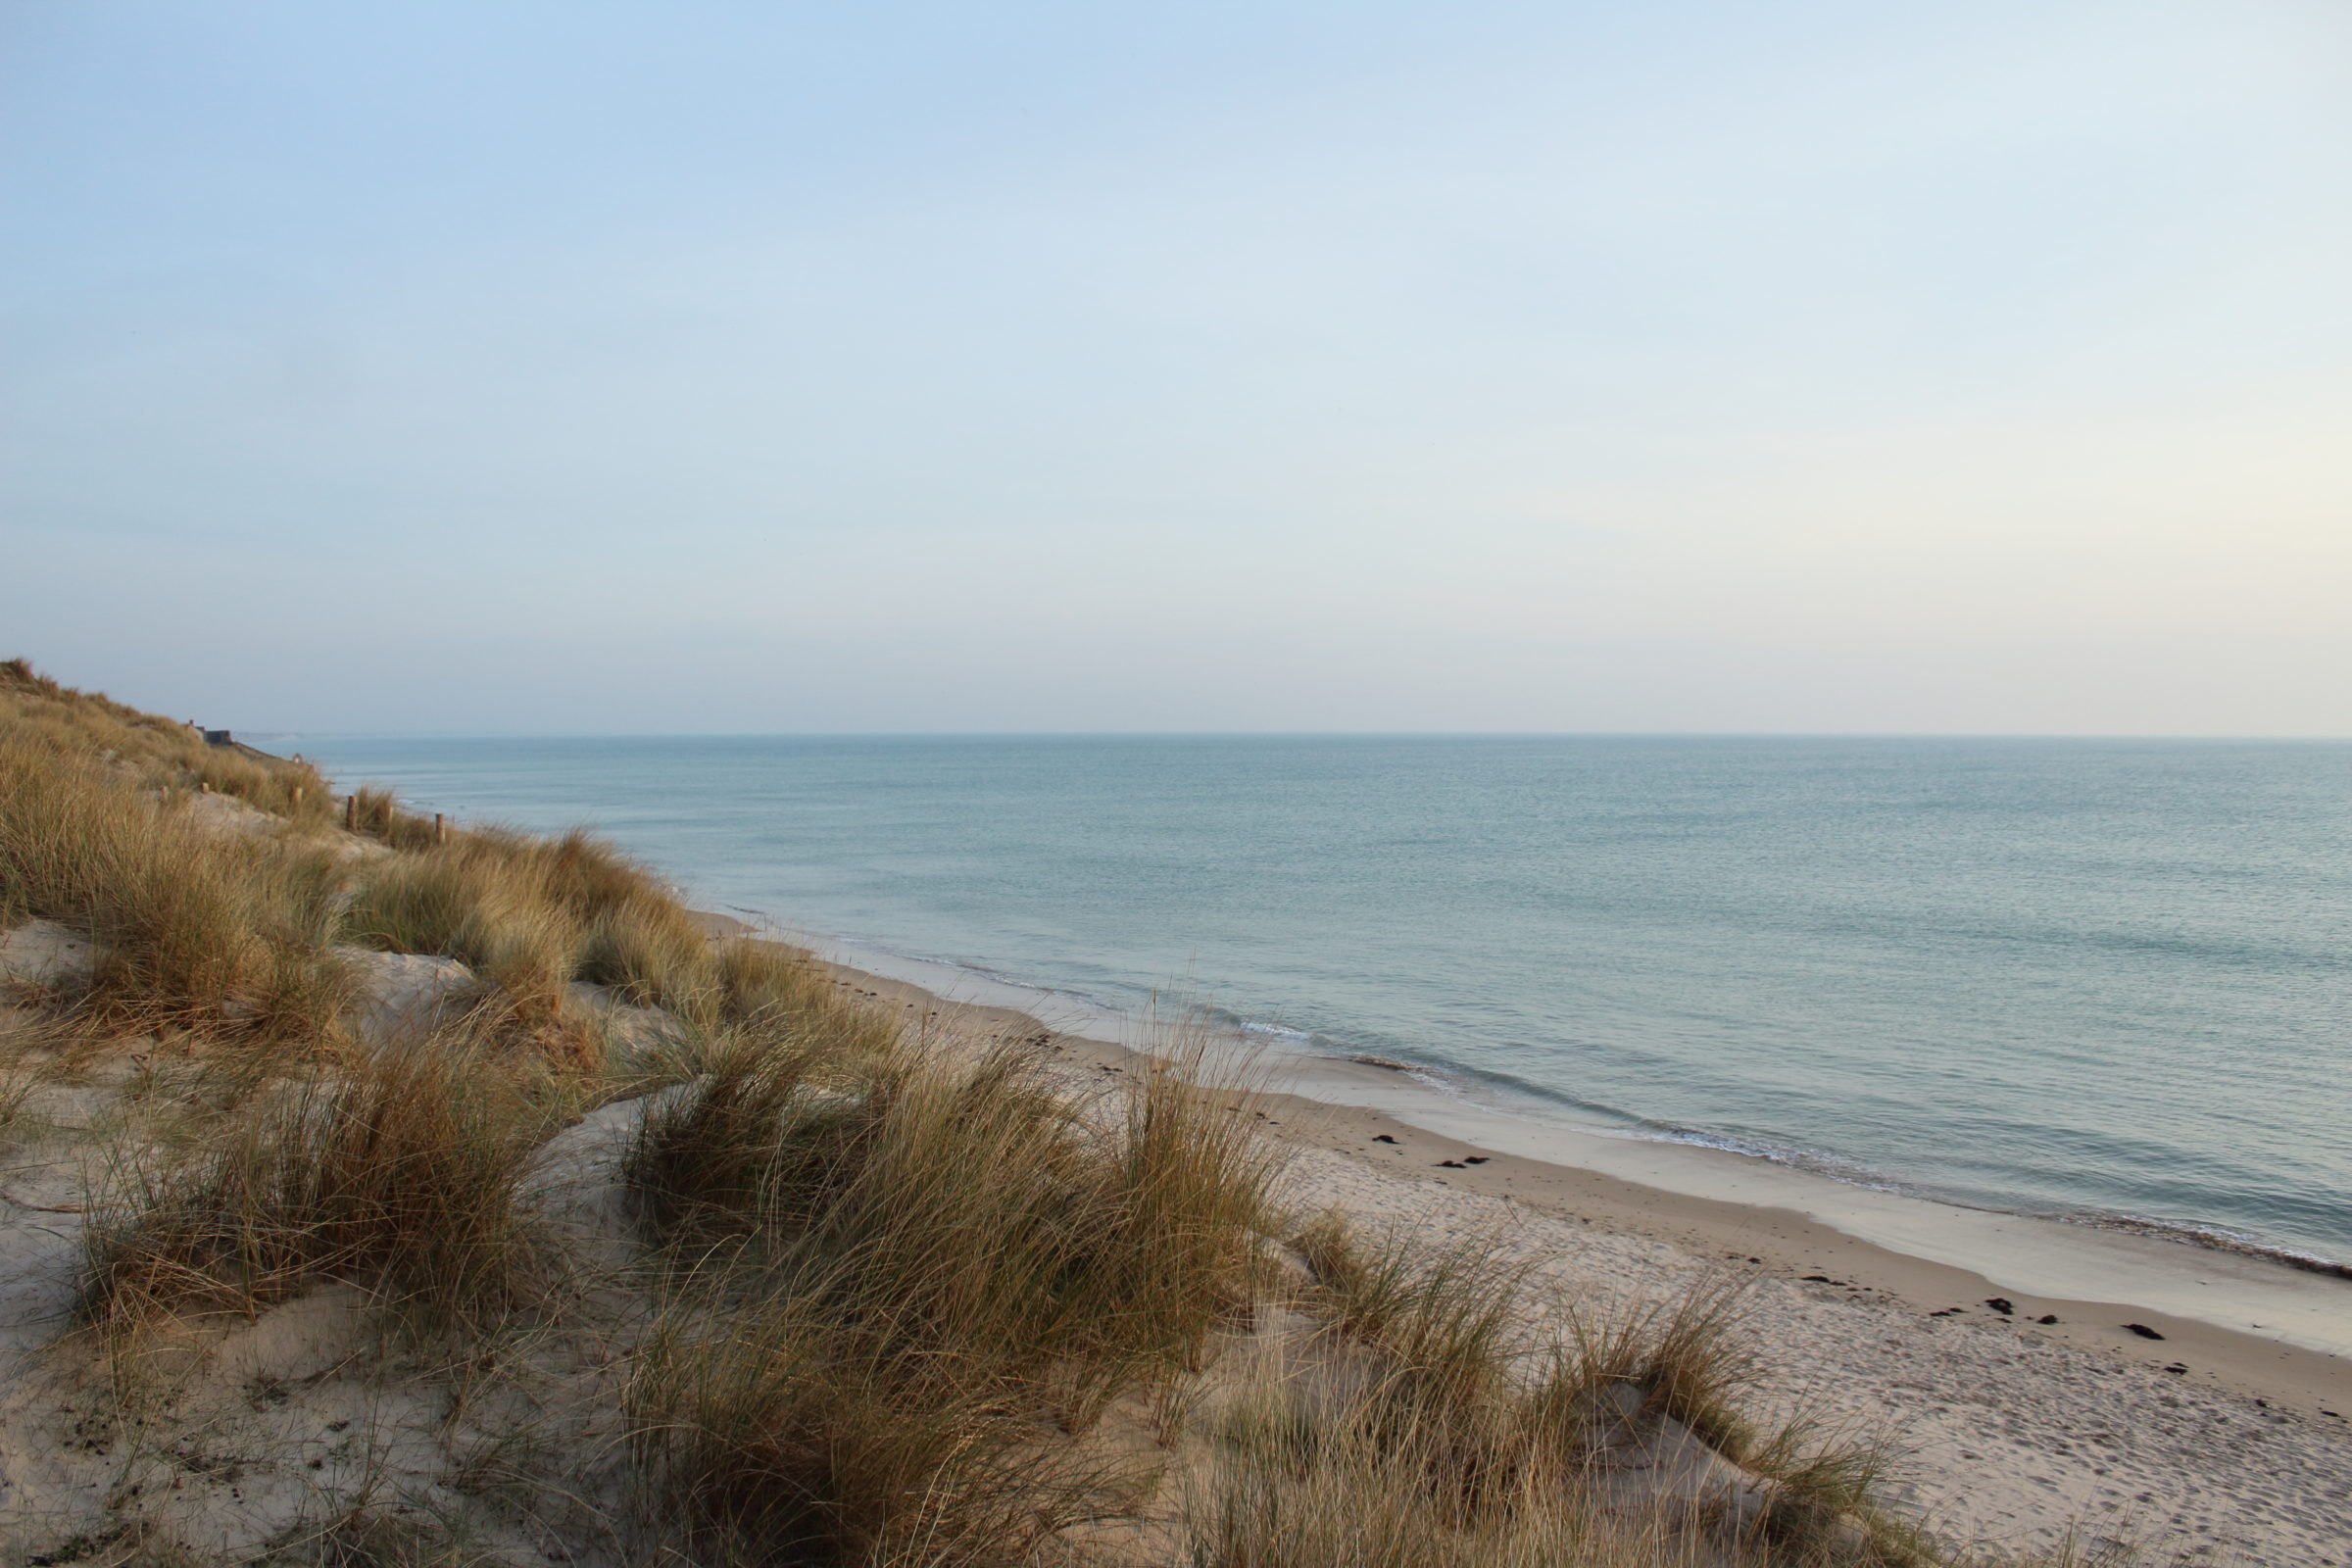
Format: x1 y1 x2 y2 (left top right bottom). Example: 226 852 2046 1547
4 1 2349 735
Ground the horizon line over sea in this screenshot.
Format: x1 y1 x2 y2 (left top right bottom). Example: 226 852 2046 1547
291 732 2352 1276
267 729 2352 743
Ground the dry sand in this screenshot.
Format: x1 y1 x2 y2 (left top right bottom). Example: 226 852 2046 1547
799 941 2352 1566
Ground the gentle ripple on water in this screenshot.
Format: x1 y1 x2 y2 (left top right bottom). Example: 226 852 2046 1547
289 734 2352 1266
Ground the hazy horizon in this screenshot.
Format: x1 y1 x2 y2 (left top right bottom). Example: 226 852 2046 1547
8 3 2349 737
218 725 2352 744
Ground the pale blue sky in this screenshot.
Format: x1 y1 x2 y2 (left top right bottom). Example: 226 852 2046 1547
6 2 2348 733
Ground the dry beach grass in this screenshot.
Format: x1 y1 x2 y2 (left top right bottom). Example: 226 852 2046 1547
0 660 2337 1566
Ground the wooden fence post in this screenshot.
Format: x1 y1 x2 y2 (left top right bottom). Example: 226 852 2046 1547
434 812 448 845
344 794 359 832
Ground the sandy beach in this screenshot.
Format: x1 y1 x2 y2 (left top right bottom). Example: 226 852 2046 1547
764 924 2352 1565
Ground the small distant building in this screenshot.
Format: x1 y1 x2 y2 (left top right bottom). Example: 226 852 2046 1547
203 729 232 746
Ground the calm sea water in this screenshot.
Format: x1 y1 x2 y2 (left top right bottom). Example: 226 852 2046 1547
293 735 2352 1266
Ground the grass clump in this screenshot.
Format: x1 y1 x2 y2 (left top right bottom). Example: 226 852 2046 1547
622 1023 841 1244
342 819 779 1028
1551 1273 1769 1459
631 1036 1273 1387
706 938 903 1056
1293 1210 1528 1409
343 837 590 1023
0 657 333 823
626 1292 1123 1568
0 731 356 1045
82 1027 560 1342
623 1034 1277 1563
1186 1404 1661 1568
1269 1215 1921 1564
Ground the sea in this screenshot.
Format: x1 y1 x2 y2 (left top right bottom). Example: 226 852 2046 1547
289 734 2352 1272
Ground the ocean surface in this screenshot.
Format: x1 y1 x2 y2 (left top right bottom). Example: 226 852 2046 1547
292 735 2352 1268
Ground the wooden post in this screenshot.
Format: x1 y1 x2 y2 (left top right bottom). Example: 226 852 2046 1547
434 812 448 845
345 794 359 832
198 780 211 794
291 785 304 809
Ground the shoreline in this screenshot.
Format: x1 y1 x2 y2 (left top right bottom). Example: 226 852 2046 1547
730 913 2352 1293
701 912 2352 1422
318 733 2352 1308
